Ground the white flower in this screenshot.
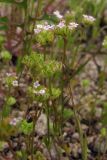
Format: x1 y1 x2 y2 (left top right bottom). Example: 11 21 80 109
37 24 44 29
68 22 79 30
39 89 46 95
34 23 55 34
10 118 17 126
43 24 55 31
34 24 44 34
6 73 12 77
16 27 22 34
34 28 41 34
33 88 46 95
10 117 22 126
57 21 65 28
53 10 63 19
33 81 40 88
83 14 95 22
12 80 18 87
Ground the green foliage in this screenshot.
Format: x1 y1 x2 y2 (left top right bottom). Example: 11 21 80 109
49 87 61 99
42 60 62 78
35 30 54 45
0 16 8 31
20 120 33 135
2 97 16 117
23 53 62 78
6 96 16 106
0 50 12 61
0 16 8 23
35 151 46 160
102 102 107 125
103 36 107 49
0 118 17 140
82 79 90 88
0 35 5 44
5 76 16 87
27 85 49 102
0 141 6 151
63 108 74 120
0 0 27 8
22 53 44 70
97 71 106 87
55 24 78 37
101 127 107 137
0 0 107 159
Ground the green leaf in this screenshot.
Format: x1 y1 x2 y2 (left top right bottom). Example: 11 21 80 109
0 35 5 44
20 120 33 135
1 50 12 61
2 97 16 117
82 79 90 88
35 151 46 160
0 25 8 30
2 105 11 117
0 0 27 8
6 97 16 106
0 17 8 23
82 134 88 160
101 102 107 125
101 128 106 137
63 108 74 120
104 102 107 109
0 141 6 151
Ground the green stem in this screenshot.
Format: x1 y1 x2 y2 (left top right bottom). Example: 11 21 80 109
31 119 36 160
47 78 52 146
61 37 67 131
30 109 42 160
70 86 87 160
23 0 42 55
28 0 42 54
23 0 30 55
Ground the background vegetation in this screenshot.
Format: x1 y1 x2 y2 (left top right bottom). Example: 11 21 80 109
0 0 107 160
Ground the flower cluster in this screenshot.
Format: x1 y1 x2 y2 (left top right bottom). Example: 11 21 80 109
57 20 78 29
83 14 95 23
5 72 18 87
53 10 63 19
34 89 46 95
12 80 18 87
6 73 13 77
34 23 55 34
33 81 40 88
57 20 65 28
34 9 79 37
10 117 22 126
33 81 46 96
68 22 79 30
34 20 78 38
34 21 78 34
